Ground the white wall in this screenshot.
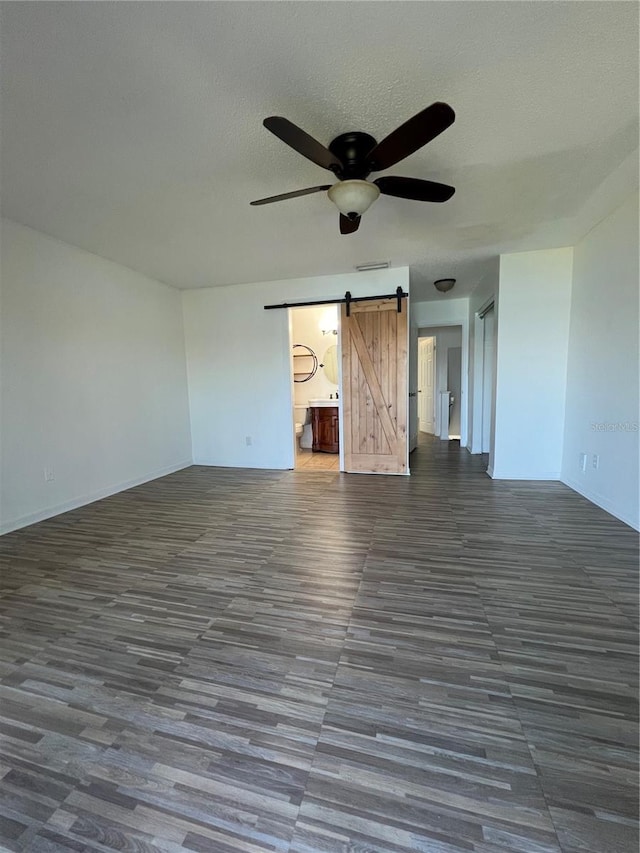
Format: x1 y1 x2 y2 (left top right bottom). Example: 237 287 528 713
561 193 639 529
412 298 469 445
0 219 192 533
492 247 573 479
413 297 468 328
183 267 409 470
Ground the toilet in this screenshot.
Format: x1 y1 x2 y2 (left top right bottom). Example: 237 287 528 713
294 405 313 449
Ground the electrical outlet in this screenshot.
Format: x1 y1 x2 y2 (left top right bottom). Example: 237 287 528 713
579 453 587 473
43 466 55 482
245 436 252 446
592 454 599 470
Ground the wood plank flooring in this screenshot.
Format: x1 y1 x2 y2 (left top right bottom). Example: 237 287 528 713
0 435 637 852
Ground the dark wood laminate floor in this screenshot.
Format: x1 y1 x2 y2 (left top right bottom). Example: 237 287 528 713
0 435 637 853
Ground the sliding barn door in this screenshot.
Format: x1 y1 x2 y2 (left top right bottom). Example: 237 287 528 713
341 297 408 474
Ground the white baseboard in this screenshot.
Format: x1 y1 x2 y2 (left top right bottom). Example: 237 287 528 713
0 459 193 535
489 469 561 480
193 458 282 470
562 476 639 531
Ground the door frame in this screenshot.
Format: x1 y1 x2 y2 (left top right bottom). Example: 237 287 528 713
287 306 344 472
278 280 411 473
480 310 494 454
447 344 462 439
416 319 468 447
470 297 495 455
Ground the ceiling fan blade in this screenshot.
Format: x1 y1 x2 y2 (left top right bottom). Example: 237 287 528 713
340 214 360 235
374 176 455 203
367 102 455 171
263 117 343 173
250 185 331 206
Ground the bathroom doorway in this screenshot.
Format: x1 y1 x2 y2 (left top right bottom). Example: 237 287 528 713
289 305 341 471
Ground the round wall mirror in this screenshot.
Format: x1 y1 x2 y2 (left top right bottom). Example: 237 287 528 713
322 344 339 385
292 344 318 383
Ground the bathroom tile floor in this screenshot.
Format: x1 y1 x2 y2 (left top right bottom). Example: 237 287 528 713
0 435 637 852
295 447 340 471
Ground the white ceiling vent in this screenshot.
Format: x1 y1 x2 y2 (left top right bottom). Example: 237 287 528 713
355 261 390 272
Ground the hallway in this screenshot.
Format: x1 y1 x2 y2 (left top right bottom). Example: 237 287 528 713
0 435 637 852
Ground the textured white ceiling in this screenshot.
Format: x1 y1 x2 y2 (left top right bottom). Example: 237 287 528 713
1 2 638 298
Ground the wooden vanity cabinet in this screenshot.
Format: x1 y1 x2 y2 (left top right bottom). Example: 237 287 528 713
311 406 339 453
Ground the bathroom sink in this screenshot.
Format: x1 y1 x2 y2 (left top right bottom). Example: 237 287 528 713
309 398 338 407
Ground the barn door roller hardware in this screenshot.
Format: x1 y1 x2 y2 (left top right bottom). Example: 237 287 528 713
264 286 407 316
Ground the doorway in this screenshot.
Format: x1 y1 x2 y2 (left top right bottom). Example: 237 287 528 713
283 289 410 475
447 346 462 440
289 305 341 472
417 325 463 440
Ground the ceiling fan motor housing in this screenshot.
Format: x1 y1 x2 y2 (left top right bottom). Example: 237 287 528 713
328 132 377 179
252 104 457 234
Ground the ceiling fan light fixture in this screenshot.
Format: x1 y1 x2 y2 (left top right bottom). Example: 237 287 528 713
327 180 380 218
434 278 456 293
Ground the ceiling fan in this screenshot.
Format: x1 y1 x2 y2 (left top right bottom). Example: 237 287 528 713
250 102 456 234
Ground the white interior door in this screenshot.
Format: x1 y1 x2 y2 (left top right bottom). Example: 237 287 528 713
418 337 435 433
